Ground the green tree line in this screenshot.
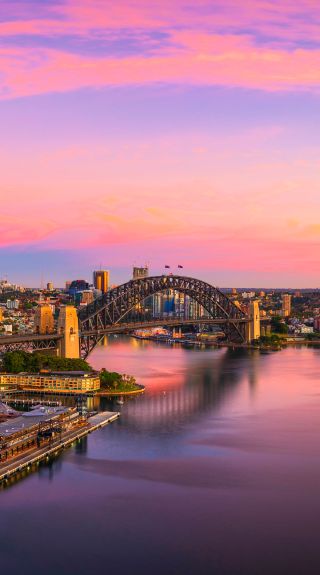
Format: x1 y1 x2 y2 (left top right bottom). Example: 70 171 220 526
1 351 92 373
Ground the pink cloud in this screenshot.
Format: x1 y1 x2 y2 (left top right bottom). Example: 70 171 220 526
1 41 320 101
1 1 320 98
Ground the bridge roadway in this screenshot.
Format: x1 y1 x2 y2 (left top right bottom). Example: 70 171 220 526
0 316 269 357
0 333 62 345
0 332 62 354
0 318 250 347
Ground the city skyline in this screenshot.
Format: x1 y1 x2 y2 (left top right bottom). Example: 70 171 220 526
1 1 319 286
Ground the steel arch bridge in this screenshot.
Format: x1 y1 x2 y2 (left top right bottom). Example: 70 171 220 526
78 275 249 357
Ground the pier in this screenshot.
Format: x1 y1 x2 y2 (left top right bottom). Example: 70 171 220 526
4 397 62 407
0 410 120 484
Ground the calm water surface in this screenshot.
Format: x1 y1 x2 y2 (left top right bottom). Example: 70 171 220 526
1 337 320 574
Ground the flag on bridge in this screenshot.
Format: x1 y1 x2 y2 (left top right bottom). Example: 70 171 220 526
165 265 170 268
178 265 183 269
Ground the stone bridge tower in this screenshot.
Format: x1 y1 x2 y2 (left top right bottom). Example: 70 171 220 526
34 304 54 334
57 305 80 358
246 300 261 342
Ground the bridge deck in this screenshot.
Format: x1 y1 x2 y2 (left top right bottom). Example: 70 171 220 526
0 333 62 344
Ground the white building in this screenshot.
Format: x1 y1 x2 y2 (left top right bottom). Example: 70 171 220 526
3 324 13 333
6 299 20 310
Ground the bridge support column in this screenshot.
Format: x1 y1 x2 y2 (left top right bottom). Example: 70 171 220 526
57 306 80 358
34 304 54 335
246 301 261 343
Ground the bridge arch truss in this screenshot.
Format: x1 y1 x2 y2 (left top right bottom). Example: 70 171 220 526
78 275 248 357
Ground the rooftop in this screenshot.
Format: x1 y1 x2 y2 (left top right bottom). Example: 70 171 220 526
1 371 98 379
0 406 70 438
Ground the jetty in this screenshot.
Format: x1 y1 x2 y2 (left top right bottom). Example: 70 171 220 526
0 410 119 484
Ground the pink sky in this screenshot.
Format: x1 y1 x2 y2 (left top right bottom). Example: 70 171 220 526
0 0 319 286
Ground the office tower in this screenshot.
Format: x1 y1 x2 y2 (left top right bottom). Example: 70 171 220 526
76 290 94 306
34 304 54 334
133 267 151 316
47 282 54 291
80 290 94 305
68 279 90 299
282 294 292 317
93 270 109 293
133 266 149 280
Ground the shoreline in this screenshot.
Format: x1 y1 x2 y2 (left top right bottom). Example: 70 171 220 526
96 384 145 396
131 335 320 350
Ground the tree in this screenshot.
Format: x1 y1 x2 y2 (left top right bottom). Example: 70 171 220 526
271 317 288 334
2 351 29 373
1 351 92 373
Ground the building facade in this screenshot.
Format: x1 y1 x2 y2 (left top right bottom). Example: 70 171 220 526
282 294 292 317
133 266 149 280
0 372 100 393
93 270 109 293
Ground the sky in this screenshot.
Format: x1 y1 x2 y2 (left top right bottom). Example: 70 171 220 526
0 0 319 287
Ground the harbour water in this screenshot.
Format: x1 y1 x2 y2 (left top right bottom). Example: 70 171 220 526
1 336 320 574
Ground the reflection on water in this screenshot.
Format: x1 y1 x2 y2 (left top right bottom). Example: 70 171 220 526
1 337 320 575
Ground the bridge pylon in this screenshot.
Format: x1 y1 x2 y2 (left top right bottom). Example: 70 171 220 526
246 301 261 343
57 306 80 358
34 304 54 335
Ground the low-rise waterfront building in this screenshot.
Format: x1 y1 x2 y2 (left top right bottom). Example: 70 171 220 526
0 406 78 462
0 371 100 394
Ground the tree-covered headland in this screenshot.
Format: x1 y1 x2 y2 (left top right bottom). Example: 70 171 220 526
0 351 142 393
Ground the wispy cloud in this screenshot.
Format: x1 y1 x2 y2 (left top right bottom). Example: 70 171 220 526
1 1 320 99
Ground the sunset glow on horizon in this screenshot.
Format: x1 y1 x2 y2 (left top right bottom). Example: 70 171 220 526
1 0 319 286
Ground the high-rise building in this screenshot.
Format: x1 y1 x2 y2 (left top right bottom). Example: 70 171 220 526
34 304 54 334
68 280 90 299
282 294 292 317
133 267 151 316
93 270 109 293
133 266 149 280
47 282 54 291
77 290 94 305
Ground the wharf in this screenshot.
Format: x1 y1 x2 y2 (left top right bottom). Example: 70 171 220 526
0 410 120 484
4 398 62 407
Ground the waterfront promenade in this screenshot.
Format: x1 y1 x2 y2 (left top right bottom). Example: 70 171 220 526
0 410 119 484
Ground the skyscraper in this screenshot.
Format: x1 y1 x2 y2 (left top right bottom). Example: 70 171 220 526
282 294 292 317
133 267 151 316
133 266 149 280
93 270 109 293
